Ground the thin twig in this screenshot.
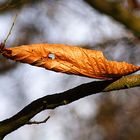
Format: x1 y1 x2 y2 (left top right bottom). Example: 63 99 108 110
0 14 17 53
3 14 17 46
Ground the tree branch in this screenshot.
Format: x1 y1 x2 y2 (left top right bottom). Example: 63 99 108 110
0 74 140 139
85 0 140 37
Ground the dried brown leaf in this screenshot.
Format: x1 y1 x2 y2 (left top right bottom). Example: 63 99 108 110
1 44 140 80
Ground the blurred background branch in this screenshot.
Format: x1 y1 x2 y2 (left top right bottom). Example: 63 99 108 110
0 0 42 13
85 0 140 37
1 0 140 38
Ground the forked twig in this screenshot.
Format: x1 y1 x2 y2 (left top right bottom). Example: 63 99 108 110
27 116 50 125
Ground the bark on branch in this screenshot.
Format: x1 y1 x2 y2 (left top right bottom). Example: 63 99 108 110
0 74 140 139
85 0 140 37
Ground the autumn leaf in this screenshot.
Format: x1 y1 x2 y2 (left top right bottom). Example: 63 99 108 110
0 43 140 80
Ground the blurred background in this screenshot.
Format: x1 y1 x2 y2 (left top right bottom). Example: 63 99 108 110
0 0 140 140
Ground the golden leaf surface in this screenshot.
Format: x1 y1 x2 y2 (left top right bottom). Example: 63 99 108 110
1 44 140 79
